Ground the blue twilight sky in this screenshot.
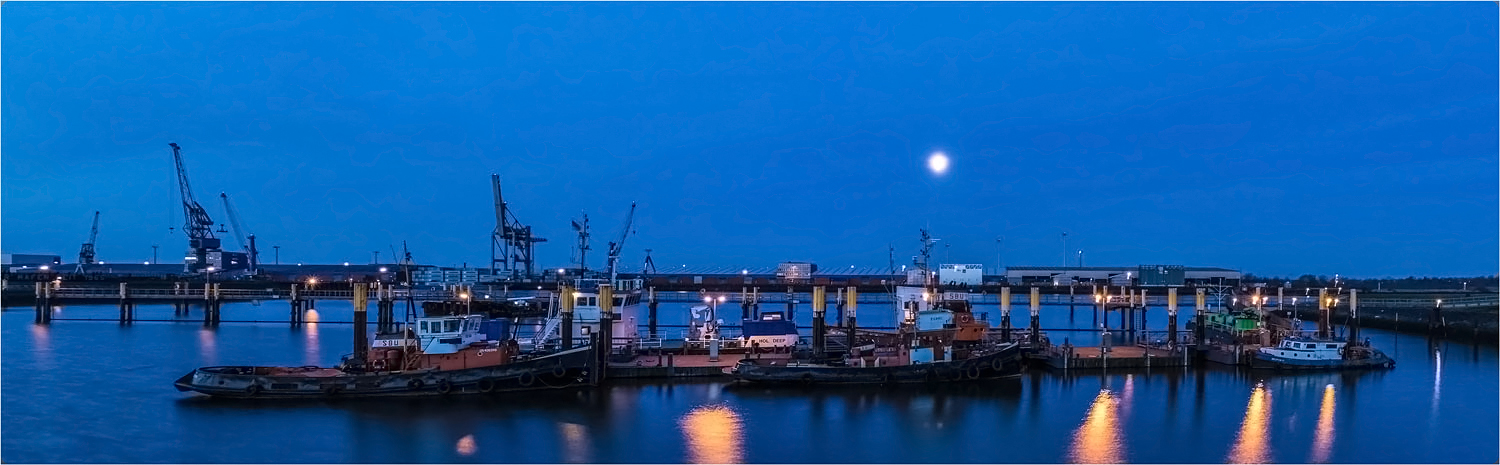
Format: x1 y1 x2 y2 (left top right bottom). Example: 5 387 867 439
3 2 1496 278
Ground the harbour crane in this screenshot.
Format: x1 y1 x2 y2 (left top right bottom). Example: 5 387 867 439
76 211 100 273
169 143 221 273
571 212 590 274
219 192 259 275
642 248 657 277
490 174 546 280
605 202 637 283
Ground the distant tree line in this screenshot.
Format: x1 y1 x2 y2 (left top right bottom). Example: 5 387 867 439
1242 274 1498 292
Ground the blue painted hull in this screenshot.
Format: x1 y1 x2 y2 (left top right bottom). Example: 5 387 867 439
1251 351 1395 371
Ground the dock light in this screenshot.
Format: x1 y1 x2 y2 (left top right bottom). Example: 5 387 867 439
308 278 318 286
460 293 470 300
207 267 216 272
344 262 350 266
573 292 582 298
1094 294 1102 303
144 262 150 265
484 294 490 299
379 267 388 273
559 269 566 274
1436 299 1443 307
39 265 49 271
717 296 727 303
742 269 748 275
703 296 713 304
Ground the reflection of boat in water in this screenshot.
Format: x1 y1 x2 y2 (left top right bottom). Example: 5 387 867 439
175 296 597 398
1251 335 1394 371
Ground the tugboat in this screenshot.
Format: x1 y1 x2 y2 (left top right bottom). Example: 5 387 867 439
732 230 1022 385
174 284 596 398
1251 335 1394 370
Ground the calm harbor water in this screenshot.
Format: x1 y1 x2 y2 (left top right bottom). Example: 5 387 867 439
2 300 1496 463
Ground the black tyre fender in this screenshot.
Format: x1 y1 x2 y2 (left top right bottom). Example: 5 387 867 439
966 366 982 380
245 384 262 397
991 357 1006 371
519 371 536 387
408 379 425 390
435 379 453 395
478 377 497 393
551 364 568 378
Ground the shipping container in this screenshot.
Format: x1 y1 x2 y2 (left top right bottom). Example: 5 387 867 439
1138 265 1185 286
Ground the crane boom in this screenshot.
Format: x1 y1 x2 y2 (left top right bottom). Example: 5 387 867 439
77 211 100 272
605 202 636 283
170 143 220 272
219 192 258 273
490 174 547 280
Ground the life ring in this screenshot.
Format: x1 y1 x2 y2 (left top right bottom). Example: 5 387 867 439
408 379 425 390
372 360 387 372
518 372 536 387
551 365 567 378
966 366 982 380
435 379 453 395
244 384 262 397
478 378 497 393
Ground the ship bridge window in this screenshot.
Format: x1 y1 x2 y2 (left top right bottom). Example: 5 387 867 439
420 321 429 333
575 297 597 307
1326 344 1338 349
444 319 460 332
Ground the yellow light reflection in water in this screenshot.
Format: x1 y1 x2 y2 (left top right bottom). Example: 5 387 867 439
558 422 591 463
30 324 52 367
679 404 744 464
1068 390 1124 464
305 309 320 366
1227 383 1272 464
455 434 477 456
1310 384 1335 463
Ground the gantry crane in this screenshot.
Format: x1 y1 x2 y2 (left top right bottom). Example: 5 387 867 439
219 192 259 275
76 211 100 273
605 202 637 283
490 174 547 280
170 143 221 273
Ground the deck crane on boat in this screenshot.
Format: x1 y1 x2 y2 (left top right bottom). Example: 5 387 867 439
219 192 259 275
490 174 547 280
169 143 221 273
605 202 637 283
76 211 100 273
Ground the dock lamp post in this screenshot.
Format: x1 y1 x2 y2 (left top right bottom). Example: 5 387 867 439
460 292 471 315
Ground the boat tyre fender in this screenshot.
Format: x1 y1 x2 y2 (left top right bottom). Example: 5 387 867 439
883 373 896 385
991 357 1006 371
322 385 342 396
966 366 982 380
519 372 536 387
372 360 387 372
408 379 425 390
435 379 453 395
801 373 815 386
478 378 497 393
245 384 262 397
551 364 567 378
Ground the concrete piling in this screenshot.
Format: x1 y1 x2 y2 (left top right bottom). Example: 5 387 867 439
648 287 658 339
1318 288 1331 338
845 287 858 355
1000 287 1012 343
118 282 134 324
812 286 827 359
1029 287 1041 346
598 283 614 382
1167 287 1179 347
560 285 575 350
353 283 369 368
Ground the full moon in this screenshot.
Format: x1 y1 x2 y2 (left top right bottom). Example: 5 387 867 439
927 152 950 174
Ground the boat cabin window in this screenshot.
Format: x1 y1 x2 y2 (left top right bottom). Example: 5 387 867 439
420 321 429 333
1293 343 1303 349
575 296 597 307
1326 344 1338 349
444 319 460 332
